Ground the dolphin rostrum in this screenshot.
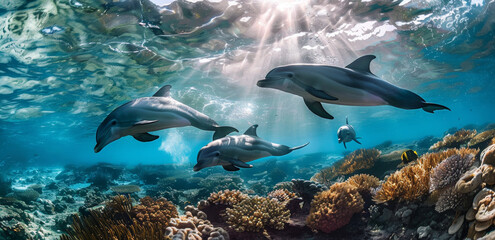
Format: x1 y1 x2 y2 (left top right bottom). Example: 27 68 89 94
193 124 309 171
337 117 361 149
94 85 238 153
257 55 450 119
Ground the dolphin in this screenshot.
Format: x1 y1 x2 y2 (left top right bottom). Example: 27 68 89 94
193 124 309 171
257 55 450 119
94 85 238 153
337 117 361 149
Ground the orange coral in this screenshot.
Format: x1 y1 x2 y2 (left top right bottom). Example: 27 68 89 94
346 174 380 195
131 196 178 227
311 149 381 186
429 129 477 151
306 182 364 233
374 148 479 203
207 189 248 206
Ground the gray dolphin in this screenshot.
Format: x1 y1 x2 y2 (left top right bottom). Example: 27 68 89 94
193 124 309 171
94 85 238 153
337 117 361 149
257 55 450 119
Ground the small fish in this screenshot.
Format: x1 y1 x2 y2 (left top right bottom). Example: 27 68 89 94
401 150 418 164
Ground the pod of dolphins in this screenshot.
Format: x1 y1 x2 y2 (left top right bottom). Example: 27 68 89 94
95 55 450 171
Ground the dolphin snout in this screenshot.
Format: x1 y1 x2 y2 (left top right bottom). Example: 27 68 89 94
94 142 102 153
256 79 269 87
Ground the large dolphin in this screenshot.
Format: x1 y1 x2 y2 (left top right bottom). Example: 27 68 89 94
337 117 361 149
94 85 238 153
193 124 309 171
257 55 450 119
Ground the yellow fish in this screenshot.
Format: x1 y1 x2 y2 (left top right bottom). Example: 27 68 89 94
401 150 418 164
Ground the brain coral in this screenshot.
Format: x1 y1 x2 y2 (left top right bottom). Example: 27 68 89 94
430 153 476 192
311 149 381 186
306 182 364 233
429 129 477 151
207 189 248 206
225 196 290 233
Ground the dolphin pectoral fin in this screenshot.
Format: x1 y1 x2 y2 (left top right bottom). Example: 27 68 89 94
353 138 362 144
152 85 171 97
213 126 238 140
343 142 347 149
227 158 253 168
305 86 338 101
345 55 376 74
223 165 240 171
134 120 158 126
133 132 159 142
421 102 451 113
243 124 259 137
303 99 334 119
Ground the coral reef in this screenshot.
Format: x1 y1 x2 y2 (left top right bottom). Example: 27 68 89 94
267 189 297 203
291 179 327 211
429 153 476 192
469 129 495 149
12 188 40 203
429 129 477 151
131 196 178 227
306 182 364 233
207 190 248 207
346 174 380 195
311 148 381 186
374 148 479 203
225 196 290 233
166 205 229 240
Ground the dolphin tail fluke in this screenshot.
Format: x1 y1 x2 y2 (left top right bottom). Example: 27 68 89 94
213 126 238 140
421 102 451 113
290 142 309 152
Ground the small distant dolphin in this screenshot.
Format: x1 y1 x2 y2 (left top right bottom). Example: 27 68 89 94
337 117 361 149
193 124 309 171
257 55 450 119
94 85 238 153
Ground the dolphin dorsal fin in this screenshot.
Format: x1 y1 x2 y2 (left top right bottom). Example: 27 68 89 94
345 55 376 74
153 85 171 97
244 124 259 137
346 116 349 124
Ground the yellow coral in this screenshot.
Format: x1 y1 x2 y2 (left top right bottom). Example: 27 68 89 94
429 129 477 151
207 189 248 206
373 148 479 203
346 174 380 194
311 149 381 186
131 196 178 227
225 196 290 233
469 130 495 148
267 189 297 203
306 182 364 233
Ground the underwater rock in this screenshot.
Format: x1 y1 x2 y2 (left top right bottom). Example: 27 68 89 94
417 225 432 239
12 188 40 203
28 184 43 194
37 198 55 215
131 164 172 185
291 179 327 212
110 184 141 195
0 219 30 240
0 176 12 197
268 167 287 183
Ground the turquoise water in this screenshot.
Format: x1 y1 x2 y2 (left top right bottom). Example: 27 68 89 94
0 0 493 167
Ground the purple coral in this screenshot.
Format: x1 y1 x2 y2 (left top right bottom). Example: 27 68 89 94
430 154 475 192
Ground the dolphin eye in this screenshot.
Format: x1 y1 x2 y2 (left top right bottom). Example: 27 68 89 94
111 120 117 126
287 73 294 78
215 152 220 156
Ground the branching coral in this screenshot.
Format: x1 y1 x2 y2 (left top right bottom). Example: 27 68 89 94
429 129 477 151
311 149 381 186
207 189 248 206
61 195 174 240
346 174 380 195
131 196 178 227
429 153 476 192
267 189 297 203
225 196 290 233
306 182 364 233
374 148 479 204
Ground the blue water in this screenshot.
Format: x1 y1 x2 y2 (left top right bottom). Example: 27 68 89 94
0 0 494 169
